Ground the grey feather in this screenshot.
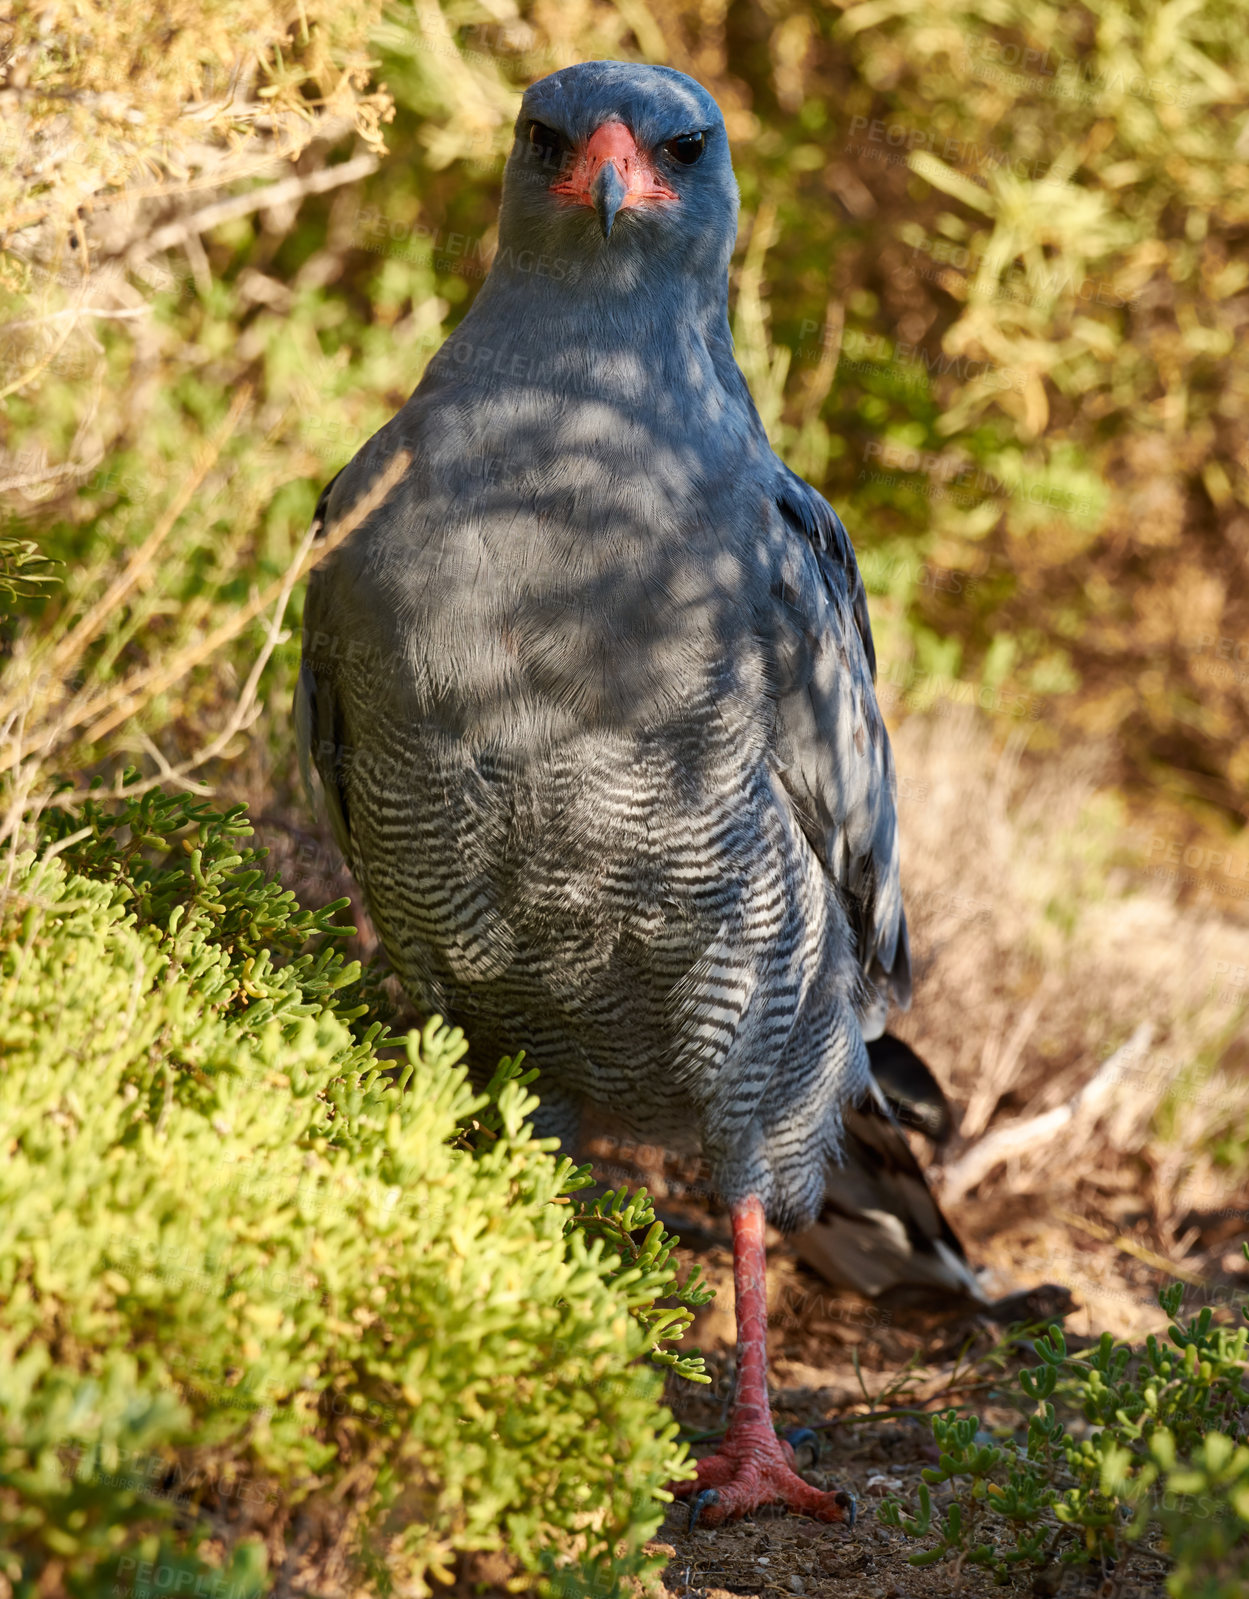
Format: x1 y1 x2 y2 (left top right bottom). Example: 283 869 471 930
297 60 910 1236
294 474 352 856
767 468 910 1033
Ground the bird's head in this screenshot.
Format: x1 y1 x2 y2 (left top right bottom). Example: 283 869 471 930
498 61 738 287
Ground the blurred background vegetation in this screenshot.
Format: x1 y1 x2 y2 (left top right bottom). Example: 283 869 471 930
3 0 1248 856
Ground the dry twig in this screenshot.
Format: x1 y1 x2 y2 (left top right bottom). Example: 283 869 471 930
5 449 412 819
939 1023 1155 1205
130 152 380 264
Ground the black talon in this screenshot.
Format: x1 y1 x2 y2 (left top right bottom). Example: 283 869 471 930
687 1487 719 1533
782 1426 821 1469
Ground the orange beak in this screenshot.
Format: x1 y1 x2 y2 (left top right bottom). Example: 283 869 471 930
550 121 678 237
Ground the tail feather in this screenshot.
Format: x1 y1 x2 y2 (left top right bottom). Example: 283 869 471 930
863 1031 957 1144
793 1034 985 1304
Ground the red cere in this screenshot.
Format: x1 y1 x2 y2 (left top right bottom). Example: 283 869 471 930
551 120 678 209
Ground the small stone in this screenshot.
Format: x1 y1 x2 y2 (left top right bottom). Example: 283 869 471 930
787 1578 805 1594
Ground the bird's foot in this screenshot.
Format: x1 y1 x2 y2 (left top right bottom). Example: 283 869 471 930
673 1423 855 1529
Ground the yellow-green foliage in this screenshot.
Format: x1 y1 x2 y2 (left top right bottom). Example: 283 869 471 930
0 788 706 1597
824 0 1249 817
0 1 392 265
880 1299 1249 1594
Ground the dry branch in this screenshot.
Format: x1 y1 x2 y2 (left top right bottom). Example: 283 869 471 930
131 151 379 263
76 448 411 749
939 1022 1155 1205
0 449 412 840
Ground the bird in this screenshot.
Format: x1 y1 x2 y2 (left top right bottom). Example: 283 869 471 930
297 59 913 1528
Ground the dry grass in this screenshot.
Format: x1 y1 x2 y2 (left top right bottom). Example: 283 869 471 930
0 0 391 243
0 433 410 862
0 0 391 434
888 709 1249 1338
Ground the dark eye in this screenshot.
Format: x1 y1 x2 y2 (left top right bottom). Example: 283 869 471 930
664 131 705 165
527 120 567 166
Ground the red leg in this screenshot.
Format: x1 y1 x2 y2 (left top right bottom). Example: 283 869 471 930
673 1195 856 1528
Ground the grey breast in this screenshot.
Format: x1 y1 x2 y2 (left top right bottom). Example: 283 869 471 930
300 391 868 1226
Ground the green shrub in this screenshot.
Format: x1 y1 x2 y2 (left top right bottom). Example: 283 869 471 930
667 0 1241 823
878 1274 1249 1591
0 786 709 1599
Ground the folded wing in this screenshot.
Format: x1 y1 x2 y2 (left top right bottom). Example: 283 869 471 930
767 463 910 1035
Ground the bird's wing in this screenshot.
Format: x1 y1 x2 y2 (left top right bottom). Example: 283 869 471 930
768 463 910 1030
293 472 353 860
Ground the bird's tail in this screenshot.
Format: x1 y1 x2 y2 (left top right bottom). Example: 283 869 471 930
792 1034 986 1305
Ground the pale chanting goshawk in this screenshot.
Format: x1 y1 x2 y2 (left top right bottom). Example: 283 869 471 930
297 61 973 1525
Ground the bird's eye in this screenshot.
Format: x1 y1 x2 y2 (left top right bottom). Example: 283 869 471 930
664 131 705 165
527 120 567 167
